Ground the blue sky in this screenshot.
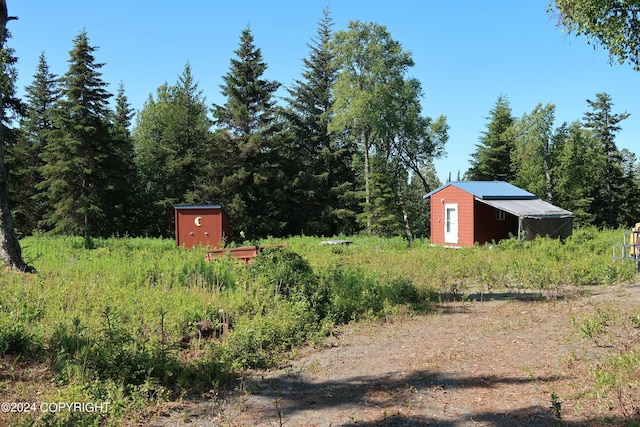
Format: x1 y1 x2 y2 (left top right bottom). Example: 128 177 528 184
8 1 640 183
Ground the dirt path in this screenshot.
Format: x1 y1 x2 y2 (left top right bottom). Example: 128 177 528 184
152 284 640 426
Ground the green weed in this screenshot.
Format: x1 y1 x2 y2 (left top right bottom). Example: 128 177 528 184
0 229 634 425
550 392 564 426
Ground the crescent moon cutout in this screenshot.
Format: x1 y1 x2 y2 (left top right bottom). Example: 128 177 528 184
194 216 202 227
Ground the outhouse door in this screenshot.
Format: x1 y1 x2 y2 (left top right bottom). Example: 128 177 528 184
444 203 458 244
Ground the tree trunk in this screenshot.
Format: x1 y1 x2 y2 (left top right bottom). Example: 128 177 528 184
396 181 413 244
0 0 35 273
543 135 554 204
363 132 372 235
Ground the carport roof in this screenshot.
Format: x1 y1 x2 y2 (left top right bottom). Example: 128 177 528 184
424 181 537 200
478 198 573 219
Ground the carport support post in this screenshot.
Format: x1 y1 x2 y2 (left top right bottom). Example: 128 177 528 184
518 216 523 240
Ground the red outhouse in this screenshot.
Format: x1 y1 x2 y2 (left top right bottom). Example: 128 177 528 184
424 181 573 247
174 205 231 248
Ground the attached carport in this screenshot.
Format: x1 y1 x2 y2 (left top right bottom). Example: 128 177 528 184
477 198 574 240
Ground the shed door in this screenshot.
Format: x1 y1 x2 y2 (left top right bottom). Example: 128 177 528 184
444 203 458 244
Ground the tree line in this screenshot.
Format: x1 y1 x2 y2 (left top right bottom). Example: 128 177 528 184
3 11 447 242
1 9 637 247
467 94 637 228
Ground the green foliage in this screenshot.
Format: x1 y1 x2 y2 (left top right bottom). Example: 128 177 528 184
133 64 213 236
210 26 283 240
251 247 330 315
280 9 358 237
583 93 633 228
550 0 640 70
0 321 41 357
593 348 640 418
7 52 58 237
1 230 636 425
511 103 555 201
465 92 640 231
467 95 515 181
577 304 640 419
329 20 443 237
551 121 600 226
549 392 564 426
9 18 640 243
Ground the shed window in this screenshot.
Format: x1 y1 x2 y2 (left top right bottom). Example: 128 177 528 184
496 209 506 221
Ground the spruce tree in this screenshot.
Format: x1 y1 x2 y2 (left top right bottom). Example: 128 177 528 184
550 121 599 226
583 92 630 227
616 148 640 227
283 8 357 236
39 30 113 238
133 87 173 236
104 82 137 235
9 53 60 235
212 26 281 239
467 96 515 181
169 63 211 204
133 64 212 236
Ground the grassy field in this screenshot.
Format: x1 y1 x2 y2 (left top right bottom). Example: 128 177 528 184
0 228 637 425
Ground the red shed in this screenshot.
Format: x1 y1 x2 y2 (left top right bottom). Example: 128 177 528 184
424 181 573 247
174 205 231 248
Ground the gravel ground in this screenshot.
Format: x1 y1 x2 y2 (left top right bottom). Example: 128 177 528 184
150 283 640 426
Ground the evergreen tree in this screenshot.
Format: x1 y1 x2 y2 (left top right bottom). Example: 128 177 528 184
617 148 640 227
583 92 630 227
467 96 515 181
38 30 113 238
212 26 281 240
8 53 57 236
511 103 556 202
551 121 600 226
133 86 174 236
368 156 404 237
0 1 33 272
282 8 357 236
134 64 212 236
171 64 212 204
104 82 137 235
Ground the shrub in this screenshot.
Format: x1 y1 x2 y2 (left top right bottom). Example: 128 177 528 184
322 266 384 323
0 320 42 357
224 299 318 370
251 247 331 317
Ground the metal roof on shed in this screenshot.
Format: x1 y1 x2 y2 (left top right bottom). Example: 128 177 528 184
424 181 537 200
478 198 573 219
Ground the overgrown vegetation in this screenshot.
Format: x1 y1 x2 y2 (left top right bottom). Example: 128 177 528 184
0 228 636 425
574 301 640 420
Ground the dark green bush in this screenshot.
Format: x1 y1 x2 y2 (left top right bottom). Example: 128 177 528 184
0 321 42 357
383 277 422 305
321 266 384 323
251 247 331 316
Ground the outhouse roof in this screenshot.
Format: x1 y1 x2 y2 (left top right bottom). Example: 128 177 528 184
174 204 231 218
174 204 225 210
424 181 537 200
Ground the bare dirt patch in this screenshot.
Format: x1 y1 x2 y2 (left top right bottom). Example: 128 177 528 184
154 284 640 426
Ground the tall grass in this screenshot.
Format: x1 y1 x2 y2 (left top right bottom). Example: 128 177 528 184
0 228 635 425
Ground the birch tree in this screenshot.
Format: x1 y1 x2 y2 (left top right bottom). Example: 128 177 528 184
330 21 416 235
